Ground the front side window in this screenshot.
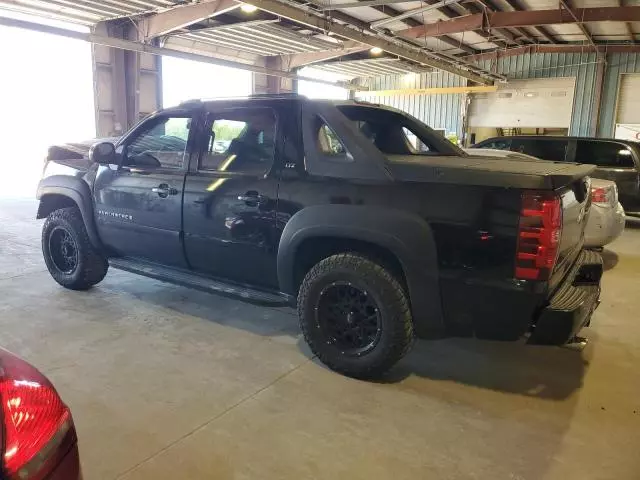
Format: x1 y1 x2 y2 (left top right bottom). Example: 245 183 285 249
200 107 276 175
125 116 190 169
481 138 511 150
576 140 635 167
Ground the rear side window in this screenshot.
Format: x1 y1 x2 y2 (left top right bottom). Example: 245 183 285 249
511 138 567 161
576 140 635 168
199 107 276 175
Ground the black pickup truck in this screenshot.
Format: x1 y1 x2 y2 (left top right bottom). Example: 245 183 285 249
36 96 602 378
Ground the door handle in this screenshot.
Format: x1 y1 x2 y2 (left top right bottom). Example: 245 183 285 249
152 184 178 198
238 191 267 206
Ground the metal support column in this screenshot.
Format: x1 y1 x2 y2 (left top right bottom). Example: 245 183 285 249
263 56 294 94
92 20 162 137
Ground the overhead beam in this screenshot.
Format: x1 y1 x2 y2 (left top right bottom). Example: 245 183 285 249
501 0 556 43
469 0 533 45
371 0 463 29
280 41 370 69
559 0 597 51
621 0 636 43
320 0 417 9
368 3 477 54
248 0 494 84
464 44 640 62
0 15 357 90
138 0 240 40
452 0 520 46
399 6 640 38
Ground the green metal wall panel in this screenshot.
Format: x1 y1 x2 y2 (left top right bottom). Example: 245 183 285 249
598 53 640 137
357 52 640 139
356 71 465 138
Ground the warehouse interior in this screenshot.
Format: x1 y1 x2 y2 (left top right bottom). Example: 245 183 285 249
1 0 640 479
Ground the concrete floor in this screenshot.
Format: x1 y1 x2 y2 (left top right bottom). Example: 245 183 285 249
1 197 639 480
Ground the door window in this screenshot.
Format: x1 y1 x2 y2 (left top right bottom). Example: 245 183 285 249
511 138 568 161
576 140 635 167
200 108 276 175
125 116 190 169
480 138 512 150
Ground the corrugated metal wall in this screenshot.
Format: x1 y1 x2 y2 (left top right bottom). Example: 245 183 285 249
598 52 640 137
357 52 640 139
356 71 465 137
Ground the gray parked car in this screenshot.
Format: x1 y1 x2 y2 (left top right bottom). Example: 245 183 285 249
472 136 640 215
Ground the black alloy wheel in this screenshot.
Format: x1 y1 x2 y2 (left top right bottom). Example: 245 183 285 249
48 226 79 275
298 253 414 379
42 207 109 290
315 281 382 356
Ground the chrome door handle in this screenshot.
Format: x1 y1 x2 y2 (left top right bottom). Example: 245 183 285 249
238 192 267 206
152 184 178 197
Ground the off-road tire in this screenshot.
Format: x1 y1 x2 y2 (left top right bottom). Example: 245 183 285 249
298 253 414 379
42 207 108 290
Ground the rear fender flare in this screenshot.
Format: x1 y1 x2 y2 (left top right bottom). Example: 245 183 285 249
36 175 103 251
277 205 443 337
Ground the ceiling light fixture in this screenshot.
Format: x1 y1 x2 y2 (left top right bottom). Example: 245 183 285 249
370 47 383 55
240 4 258 13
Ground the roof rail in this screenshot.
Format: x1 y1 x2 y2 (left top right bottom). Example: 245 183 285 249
178 93 303 106
178 98 204 107
248 93 302 98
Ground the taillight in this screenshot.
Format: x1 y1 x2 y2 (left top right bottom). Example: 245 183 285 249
515 191 562 281
591 184 616 206
591 186 608 204
0 351 73 480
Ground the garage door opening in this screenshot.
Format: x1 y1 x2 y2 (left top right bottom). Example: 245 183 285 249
297 67 349 100
162 57 252 107
0 12 95 198
467 78 575 145
614 74 640 141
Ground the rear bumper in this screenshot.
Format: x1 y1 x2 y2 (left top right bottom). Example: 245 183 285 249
584 202 625 247
528 249 602 345
47 442 81 480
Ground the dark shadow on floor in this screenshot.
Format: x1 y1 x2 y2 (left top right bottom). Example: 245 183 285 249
601 249 619 271
106 271 589 401
103 271 301 338
377 337 590 400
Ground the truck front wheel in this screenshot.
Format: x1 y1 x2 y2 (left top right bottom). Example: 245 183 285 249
298 253 414 379
42 207 108 290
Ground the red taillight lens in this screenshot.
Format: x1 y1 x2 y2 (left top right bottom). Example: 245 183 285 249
515 191 562 281
0 352 73 480
591 186 611 205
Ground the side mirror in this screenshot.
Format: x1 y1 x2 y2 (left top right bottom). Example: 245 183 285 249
89 142 117 165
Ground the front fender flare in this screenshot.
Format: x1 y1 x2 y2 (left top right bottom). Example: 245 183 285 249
36 176 103 250
277 205 443 338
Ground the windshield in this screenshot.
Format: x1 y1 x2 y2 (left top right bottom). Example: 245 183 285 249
336 104 465 158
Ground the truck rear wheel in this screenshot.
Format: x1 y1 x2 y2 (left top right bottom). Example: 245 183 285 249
298 253 414 379
42 207 108 290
